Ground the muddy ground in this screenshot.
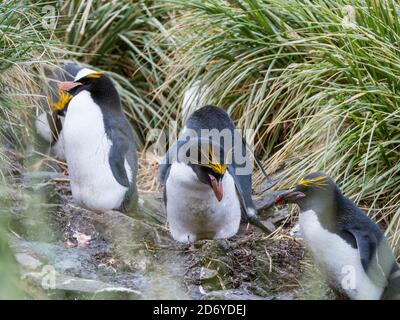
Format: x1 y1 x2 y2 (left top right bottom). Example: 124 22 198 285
5 150 334 300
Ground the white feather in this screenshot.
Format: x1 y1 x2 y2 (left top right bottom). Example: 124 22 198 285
181 81 211 122
74 68 96 81
35 112 52 142
166 162 241 243
63 90 129 211
35 112 66 160
299 209 384 300
51 128 65 160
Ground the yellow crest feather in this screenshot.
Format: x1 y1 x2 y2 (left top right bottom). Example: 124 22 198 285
297 176 328 187
85 71 103 79
198 145 227 175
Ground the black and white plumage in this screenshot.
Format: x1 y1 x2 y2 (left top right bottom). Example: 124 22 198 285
159 105 272 243
58 69 138 212
276 172 399 300
35 63 83 159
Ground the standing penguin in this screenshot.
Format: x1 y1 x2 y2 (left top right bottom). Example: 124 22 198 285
275 172 399 300
35 63 83 160
159 105 273 243
57 69 138 212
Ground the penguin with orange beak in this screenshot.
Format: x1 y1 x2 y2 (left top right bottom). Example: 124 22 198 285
57 68 138 212
159 105 273 243
275 172 399 300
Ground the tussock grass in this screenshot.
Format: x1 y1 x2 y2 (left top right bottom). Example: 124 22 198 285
0 0 63 298
1 0 399 300
160 0 400 250
43 0 177 144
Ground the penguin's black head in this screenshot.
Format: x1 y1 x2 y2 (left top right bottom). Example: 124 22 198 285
57 71 103 95
276 172 338 211
57 71 120 110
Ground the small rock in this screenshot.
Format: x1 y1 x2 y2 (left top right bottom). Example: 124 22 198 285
275 292 296 300
9 237 97 279
202 289 272 300
23 271 142 299
72 231 92 248
23 171 66 182
15 253 42 270
198 267 218 283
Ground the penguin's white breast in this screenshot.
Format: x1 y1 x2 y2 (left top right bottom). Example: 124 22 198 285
35 113 66 160
52 116 65 160
165 162 241 242
62 91 128 211
35 112 52 142
299 209 383 300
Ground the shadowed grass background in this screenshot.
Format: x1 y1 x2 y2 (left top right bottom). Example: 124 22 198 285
0 0 399 299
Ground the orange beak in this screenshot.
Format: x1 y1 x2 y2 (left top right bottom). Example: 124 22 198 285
57 81 82 92
208 174 223 202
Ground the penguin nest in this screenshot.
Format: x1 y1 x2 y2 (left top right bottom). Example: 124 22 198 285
137 151 162 193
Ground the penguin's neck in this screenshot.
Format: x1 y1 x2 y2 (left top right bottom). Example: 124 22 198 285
89 84 122 112
300 192 340 232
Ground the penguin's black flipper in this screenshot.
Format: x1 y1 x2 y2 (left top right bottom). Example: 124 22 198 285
158 139 188 186
347 228 393 288
158 145 174 187
109 146 130 187
108 127 130 188
228 165 273 234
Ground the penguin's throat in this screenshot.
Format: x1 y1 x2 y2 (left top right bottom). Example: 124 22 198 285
299 199 337 229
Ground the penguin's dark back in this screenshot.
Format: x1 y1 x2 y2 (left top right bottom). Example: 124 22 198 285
91 77 138 209
336 192 385 242
185 105 235 132
53 63 81 83
61 64 82 80
335 191 398 278
88 76 135 145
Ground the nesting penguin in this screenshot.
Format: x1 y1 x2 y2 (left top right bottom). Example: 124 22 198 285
159 105 273 243
57 69 138 212
275 172 400 300
35 63 83 159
